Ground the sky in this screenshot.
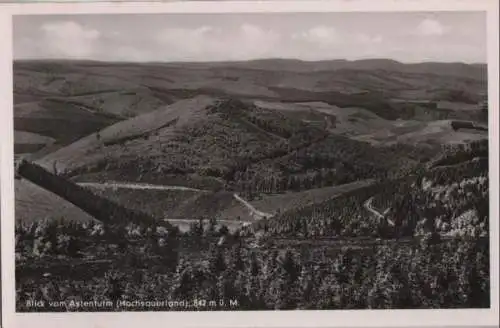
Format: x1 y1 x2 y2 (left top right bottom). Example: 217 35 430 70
13 12 487 63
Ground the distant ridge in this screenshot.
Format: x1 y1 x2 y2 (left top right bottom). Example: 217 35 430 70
14 58 486 79
14 57 487 67
209 58 487 78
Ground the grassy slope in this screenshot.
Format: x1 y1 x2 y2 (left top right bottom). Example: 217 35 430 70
36 95 217 173
15 179 95 223
14 99 122 157
82 186 203 220
14 131 56 154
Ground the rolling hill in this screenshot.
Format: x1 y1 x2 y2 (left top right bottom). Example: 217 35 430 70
254 100 487 146
14 59 486 114
14 98 122 159
35 96 438 195
13 59 488 232
14 131 55 155
14 59 486 159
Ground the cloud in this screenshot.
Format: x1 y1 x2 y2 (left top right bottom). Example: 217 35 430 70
235 24 281 58
241 24 267 39
292 26 339 46
156 25 216 44
416 18 447 36
356 33 383 44
154 26 227 60
154 24 281 61
13 13 485 63
40 21 101 58
115 24 383 62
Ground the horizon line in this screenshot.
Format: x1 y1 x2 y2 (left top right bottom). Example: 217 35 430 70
12 57 487 66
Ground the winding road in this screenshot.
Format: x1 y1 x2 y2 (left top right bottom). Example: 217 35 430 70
363 197 395 226
78 181 273 224
233 193 273 220
77 181 207 193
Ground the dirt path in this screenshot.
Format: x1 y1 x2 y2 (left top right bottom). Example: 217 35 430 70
324 115 334 131
363 197 395 226
233 193 273 220
77 181 207 193
78 181 272 223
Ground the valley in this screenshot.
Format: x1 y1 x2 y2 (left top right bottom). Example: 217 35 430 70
14 58 490 311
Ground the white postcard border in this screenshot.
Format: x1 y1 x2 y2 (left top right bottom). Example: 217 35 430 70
1 1 498 328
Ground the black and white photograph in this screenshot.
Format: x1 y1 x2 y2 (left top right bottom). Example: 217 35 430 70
1 1 499 327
